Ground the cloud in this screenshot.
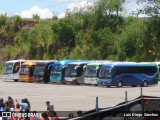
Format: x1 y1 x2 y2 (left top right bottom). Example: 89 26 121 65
67 1 93 11
16 6 53 19
58 1 93 18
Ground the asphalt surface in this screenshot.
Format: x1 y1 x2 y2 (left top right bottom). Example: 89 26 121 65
0 75 160 112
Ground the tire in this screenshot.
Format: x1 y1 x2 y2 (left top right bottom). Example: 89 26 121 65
14 79 18 82
44 81 48 84
141 81 148 87
76 82 80 85
117 81 123 87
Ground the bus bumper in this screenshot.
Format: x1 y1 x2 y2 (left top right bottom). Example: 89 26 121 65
3 74 14 81
65 77 77 84
99 79 111 86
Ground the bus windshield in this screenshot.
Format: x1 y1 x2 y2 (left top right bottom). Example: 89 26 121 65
85 66 98 77
65 65 77 77
33 67 45 76
99 66 112 79
51 64 61 74
3 63 13 74
19 65 30 75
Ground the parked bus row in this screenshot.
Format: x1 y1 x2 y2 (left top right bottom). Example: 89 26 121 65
2 60 160 87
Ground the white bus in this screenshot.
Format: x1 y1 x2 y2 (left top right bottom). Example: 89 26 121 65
3 60 26 82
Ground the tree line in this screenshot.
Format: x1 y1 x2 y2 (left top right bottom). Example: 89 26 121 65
0 0 160 64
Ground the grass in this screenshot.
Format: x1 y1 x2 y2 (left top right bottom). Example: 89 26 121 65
0 65 3 74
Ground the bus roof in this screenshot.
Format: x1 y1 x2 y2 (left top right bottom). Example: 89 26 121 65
5 59 26 63
149 62 160 65
22 61 37 66
102 62 158 67
35 61 55 67
54 60 86 65
68 61 89 65
87 61 113 66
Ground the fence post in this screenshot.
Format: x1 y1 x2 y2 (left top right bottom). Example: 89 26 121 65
125 91 127 103
140 87 143 97
96 97 98 112
125 91 128 120
95 97 99 120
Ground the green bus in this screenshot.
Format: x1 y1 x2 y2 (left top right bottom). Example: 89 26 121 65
84 61 112 85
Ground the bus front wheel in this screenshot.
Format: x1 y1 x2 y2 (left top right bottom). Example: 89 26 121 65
142 81 148 87
14 79 18 82
117 81 123 87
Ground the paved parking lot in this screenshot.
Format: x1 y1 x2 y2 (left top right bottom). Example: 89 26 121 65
0 75 160 112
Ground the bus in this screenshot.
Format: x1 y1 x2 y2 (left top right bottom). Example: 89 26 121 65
33 60 56 83
19 61 37 83
150 62 160 80
49 60 85 83
155 62 160 80
98 63 158 87
84 61 112 85
64 61 89 85
3 60 26 82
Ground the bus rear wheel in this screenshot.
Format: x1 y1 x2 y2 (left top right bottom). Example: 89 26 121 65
117 81 123 87
142 81 148 87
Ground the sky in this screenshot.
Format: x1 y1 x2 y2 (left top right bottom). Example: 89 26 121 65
0 0 143 19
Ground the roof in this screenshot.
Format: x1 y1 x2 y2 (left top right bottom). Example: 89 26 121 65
87 61 112 66
102 62 158 67
5 59 26 63
22 61 37 66
68 61 89 65
54 60 86 65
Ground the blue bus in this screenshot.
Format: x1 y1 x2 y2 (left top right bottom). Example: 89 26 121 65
99 63 158 87
49 60 87 83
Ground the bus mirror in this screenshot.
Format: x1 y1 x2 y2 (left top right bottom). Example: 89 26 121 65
62 66 67 70
48 65 52 70
75 66 80 70
96 66 99 70
83 66 86 71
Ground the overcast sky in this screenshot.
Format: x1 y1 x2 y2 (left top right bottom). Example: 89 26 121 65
0 0 142 19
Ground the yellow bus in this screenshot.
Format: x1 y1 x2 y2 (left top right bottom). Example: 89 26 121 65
19 61 37 82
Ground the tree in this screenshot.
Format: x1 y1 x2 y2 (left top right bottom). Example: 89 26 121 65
137 0 160 17
92 0 125 31
51 19 76 54
12 15 22 31
33 14 40 20
0 14 7 28
136 0 160 60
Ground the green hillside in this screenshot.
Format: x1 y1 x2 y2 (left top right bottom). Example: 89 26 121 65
0 0 160 67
